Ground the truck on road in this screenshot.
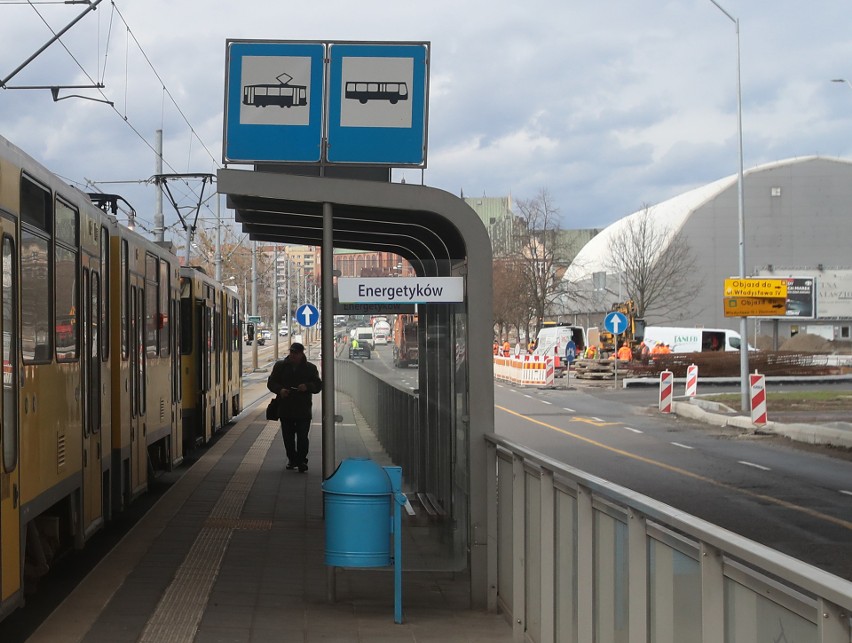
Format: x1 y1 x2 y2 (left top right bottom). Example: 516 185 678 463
393 314 418 368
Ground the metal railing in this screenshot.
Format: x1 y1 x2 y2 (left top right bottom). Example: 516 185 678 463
334 358 422 488
485 433 852 643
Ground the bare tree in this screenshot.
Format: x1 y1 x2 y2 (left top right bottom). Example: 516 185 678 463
513 188 579 336
605 205 703 321
492 257 534 342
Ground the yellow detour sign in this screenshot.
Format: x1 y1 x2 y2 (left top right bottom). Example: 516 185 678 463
723 297 788 317
724 278 787 299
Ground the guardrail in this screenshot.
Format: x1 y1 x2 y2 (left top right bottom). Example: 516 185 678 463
485 433 852 643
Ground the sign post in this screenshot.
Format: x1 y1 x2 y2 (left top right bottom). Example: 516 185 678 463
604 311 629 389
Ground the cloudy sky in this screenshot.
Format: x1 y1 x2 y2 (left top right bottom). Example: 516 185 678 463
2 0 851 241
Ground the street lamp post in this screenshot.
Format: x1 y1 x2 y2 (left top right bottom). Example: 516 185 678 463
709 0 750 412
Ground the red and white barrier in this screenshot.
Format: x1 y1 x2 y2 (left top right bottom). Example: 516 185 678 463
493 355 555 387
659 370 673 413
749 372 767 425
685 364 698 397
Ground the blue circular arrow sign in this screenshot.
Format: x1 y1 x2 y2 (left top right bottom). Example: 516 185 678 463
603 311 629 335
296 303 319 327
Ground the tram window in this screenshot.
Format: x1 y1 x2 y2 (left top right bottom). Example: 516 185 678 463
20 175 51 232
21 229 51 363
100 226 110 360
55 198 78 245
121 239 128 359
180 277 192 355
145 253 158 357
55 246 78 361
159 260 169 356
3 236 18 473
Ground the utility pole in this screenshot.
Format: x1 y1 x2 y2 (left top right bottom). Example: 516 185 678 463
154 130 164 242
251 241 258 371
214 193 222 281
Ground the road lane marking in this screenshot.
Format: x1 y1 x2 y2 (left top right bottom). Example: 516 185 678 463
841 490 852 497
671 442 694 450
571 417 619 427
739 461 771 471
563 407 575 413
590 416 604 422
524 394 533 399
623 426 643 434
541 400 552 405
496 404 852 533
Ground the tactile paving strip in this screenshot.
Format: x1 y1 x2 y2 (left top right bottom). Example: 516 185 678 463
138 423 278 642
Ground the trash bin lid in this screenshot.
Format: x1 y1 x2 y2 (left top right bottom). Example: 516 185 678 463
322 457 392 495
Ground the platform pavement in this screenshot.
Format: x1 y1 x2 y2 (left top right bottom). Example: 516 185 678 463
28 381 513 643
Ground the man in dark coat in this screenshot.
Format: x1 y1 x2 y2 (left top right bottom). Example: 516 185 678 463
266 343 322 472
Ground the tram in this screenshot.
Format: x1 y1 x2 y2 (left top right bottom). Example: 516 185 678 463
0 134 241 621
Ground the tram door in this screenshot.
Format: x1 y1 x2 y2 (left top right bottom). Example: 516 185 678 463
80 268 103 535
0 235 20 605
128 285 147 496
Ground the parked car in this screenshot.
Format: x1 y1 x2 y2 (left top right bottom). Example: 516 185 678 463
279 327 289 336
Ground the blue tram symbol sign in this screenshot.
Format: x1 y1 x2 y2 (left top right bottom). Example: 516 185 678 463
224 41 325 163
327 43 428 165
224 40 429 166
296 303 319 327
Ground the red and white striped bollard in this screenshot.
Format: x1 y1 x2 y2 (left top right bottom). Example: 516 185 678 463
659 370 674 413
685 364 698 397
749 371 767 425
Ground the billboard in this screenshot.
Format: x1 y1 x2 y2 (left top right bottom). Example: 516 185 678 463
815 271 852 318
780 277 816 319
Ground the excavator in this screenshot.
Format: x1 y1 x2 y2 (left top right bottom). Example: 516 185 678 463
598 300 646 358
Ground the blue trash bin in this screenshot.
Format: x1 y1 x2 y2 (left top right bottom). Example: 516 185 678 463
322 458 392 567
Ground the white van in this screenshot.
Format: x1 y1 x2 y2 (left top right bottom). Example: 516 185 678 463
642 326 748 353
533 324 586 375
353 326 375 350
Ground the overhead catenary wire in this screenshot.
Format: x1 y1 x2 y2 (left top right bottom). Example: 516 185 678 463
3 0 222 226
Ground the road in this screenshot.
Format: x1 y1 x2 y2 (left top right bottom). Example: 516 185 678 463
493 379 852 581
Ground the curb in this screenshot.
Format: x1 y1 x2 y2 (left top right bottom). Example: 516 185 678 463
671 400 852 449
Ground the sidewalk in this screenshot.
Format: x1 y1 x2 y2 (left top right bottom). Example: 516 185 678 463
28 380 513 643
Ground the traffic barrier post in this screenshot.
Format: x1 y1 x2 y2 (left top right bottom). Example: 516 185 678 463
685 364 698 397
749 371 768 425
659 370 673 413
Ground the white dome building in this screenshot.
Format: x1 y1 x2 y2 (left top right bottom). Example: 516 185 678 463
563 157 852 342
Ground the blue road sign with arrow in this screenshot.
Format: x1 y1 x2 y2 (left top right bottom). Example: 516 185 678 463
296 303 319 327
604 311 629 335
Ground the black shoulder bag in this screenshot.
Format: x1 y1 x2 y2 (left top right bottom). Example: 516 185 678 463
265 398 280 421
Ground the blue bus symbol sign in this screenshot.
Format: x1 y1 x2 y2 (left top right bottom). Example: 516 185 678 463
604 311 629 336
296 304 319 327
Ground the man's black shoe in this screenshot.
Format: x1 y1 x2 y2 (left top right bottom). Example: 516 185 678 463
298 462 308 473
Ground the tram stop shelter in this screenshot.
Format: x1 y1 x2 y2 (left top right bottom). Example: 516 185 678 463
218 167 494 607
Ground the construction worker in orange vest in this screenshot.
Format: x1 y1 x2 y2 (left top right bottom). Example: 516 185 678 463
616 341 633 361
502 340 511 357
584 344 598 359
493 340 499 356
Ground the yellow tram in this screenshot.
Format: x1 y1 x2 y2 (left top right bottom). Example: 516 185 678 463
0 134 242 621
179 266 242 448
